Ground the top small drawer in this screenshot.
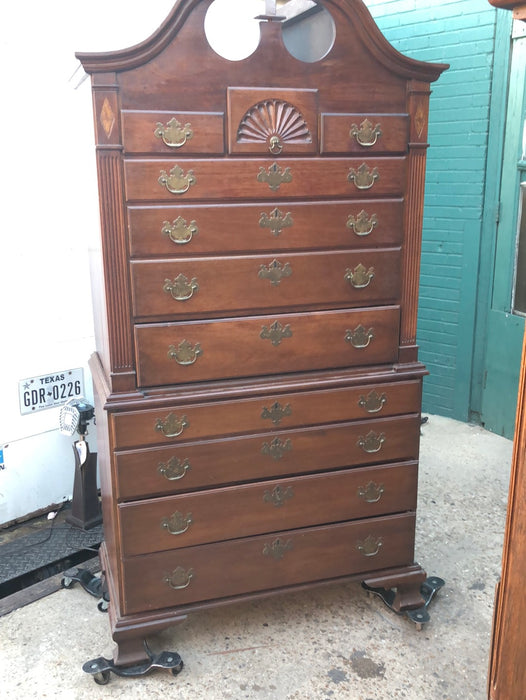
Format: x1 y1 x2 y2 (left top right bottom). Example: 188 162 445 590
121 110 224 155
321 114 409 155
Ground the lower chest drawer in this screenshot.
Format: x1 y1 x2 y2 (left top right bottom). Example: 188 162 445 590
115 415 420 500
134 306 400 387
118 461 417 556
111 378 422 450
121 512 416 615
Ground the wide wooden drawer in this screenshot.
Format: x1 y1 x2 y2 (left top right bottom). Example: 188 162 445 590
121 110 225 154
111 378 422 449
130 249 401 320
124 157 406 201
119 461 417 557
135 307 400 387
115 412 420 500
127 199 404 257
321 114 409 155
121 513 416 614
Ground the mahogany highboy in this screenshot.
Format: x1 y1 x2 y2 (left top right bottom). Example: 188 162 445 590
77 0 447 668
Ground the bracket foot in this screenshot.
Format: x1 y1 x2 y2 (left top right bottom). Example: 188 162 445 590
362 575 445 630
83 642 183 684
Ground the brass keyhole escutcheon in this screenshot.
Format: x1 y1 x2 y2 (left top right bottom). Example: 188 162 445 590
258 259 292 286
261 437 292 460
263 485 294 507
260 320 293 346
261 401 292 426
257 162 293 191
263 538 293 560
259 208 294 237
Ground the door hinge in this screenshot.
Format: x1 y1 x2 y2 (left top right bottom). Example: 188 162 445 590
496 201 501 225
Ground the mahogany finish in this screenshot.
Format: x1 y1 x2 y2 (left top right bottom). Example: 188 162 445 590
127 199 405 256
78 0 447 667
488 328 526 698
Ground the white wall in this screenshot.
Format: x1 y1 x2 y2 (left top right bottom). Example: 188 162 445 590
0 0 268 525
0 1 175 524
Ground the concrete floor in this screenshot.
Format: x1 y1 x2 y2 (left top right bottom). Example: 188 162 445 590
0 414 513 699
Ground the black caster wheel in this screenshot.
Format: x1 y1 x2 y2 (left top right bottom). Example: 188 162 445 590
171 659 184 676
97 594 110 613
93 670 111 685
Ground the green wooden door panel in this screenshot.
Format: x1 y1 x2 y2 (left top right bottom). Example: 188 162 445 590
479 22 526 438
481 311 524 436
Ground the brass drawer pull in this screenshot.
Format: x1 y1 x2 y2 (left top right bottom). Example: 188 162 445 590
350 119 382 147
358 390 387 414
259 208 294 237
261 401 292 426
348 163 379 190
263 485 294 508
258 259 292 286
357 481 385 503
162 217 198 245
346 210 377 237
158 165 196 194
155 413 189 438
344 264 375 289
263 537 293 560
345 325 375 349
158 456 191 481
154 117 193 148
168 339 202 365
261 437 292 460
161 511 193 535
257 162 293 191
356 535 383 557
164 566 194 590
163 274 199 301
357 431 386 454
260 320 293 346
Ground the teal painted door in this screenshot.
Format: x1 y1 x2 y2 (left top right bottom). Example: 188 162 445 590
479 21 526 438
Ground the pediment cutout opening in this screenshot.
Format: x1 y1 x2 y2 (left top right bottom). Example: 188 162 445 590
203 0 335 64
204 0 263 61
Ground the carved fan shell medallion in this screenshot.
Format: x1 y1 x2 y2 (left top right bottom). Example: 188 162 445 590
237 100 312 154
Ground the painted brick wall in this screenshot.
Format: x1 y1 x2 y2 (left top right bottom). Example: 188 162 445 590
363 0 498 418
